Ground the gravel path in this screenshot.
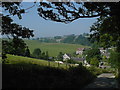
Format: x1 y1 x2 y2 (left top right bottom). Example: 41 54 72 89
83 73 117 89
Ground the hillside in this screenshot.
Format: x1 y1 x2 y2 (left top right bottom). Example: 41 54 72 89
0 38 89 57
38 33 91 46
3 54 96 88
5 54 71 69
24 40 89 57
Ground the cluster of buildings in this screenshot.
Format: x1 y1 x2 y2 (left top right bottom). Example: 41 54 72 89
57 47 112 67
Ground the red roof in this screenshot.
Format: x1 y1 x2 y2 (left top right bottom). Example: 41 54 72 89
77 48 85 51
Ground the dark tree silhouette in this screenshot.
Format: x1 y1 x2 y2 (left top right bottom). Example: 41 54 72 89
24 46 31 57
1 15 34 57
2 38 27 56
32 48 41 58
2 2 119 23
2 16 34 38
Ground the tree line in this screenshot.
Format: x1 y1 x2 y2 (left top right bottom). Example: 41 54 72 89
38 33 91 46
31 48 49 60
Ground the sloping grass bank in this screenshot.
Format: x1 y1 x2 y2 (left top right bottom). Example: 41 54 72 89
3 63 95 89
5 54 71 69
2 55 96 89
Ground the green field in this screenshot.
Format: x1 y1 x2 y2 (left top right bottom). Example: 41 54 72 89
0 38 89 57
5 54 75 69
24 40 89 57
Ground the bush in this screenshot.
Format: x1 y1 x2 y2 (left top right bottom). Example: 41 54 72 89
90 57 99 67
32 48 41 58
87 66 103 75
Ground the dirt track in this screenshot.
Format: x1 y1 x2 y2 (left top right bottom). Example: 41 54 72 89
83 73 117 89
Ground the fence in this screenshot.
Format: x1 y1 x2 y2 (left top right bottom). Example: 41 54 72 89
47 60 75 69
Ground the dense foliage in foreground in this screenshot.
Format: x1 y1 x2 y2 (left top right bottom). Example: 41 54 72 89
3 63 95 89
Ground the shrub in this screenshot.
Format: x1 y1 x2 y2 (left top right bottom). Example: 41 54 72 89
32 48 41 58
90 57 99 67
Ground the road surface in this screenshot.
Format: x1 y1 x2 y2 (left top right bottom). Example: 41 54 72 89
83 73 117 89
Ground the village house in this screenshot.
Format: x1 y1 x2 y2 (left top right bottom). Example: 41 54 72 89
76 48 85 55
56 39 62 43
71 57 85 63
99 61 111 69
99 48 107 54
63 53 71 61
83 60 91 67
99 48 110 59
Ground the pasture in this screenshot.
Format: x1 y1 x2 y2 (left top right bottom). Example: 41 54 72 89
0 38 89 57
24 39 89 57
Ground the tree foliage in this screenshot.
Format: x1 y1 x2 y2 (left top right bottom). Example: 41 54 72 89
2 2 24 19
83 48 101 64
90 16 120 50
32 48 41 58
24 46 31 57
2 2 119 23
62 34 76 44
109 51 120 69
74 34 91 46
90 57 99 67
37 2 114 23
1 15 34 57
2 16 34 38
2 38 27 56
57 52 63 61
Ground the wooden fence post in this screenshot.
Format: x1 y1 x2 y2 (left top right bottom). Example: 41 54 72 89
48 60 50 67
58 62 60 68
66 63 67 69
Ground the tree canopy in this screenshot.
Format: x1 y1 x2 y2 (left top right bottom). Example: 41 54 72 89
90 15 120 51
83 48 102 63
2 15 34 38
2 38 27 56
2 2 119 22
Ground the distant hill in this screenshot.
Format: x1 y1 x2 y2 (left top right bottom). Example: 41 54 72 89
35 33 91 46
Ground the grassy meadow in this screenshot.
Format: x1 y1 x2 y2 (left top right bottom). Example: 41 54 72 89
5 54 75 69
0 38 89 57
24 39 89 57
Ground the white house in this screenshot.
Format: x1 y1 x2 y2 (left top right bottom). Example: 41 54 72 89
63 53 71 61
99 48 107 54
83 60 91 67
99 48 110 58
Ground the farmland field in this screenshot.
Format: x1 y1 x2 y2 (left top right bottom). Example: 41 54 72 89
0 38 89 57
24 40 89 57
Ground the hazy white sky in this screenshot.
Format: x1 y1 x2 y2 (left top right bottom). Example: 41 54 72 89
10 2 98 38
